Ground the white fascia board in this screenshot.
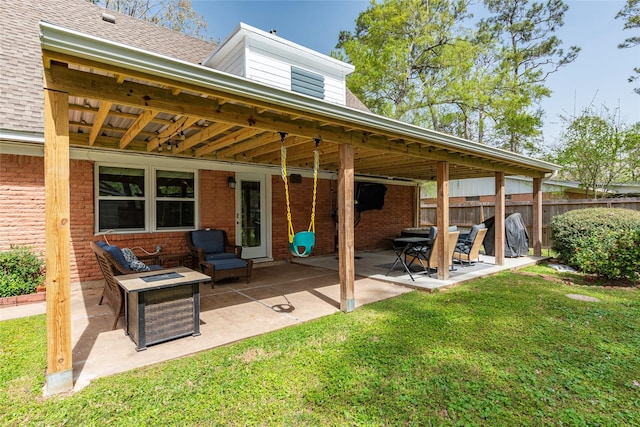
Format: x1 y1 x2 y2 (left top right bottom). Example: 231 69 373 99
39 22 560 175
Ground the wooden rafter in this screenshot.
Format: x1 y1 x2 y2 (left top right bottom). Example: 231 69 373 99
174 122 235 154
215 131 277 159
89 101 112 146
146 116 200 152
195 127 259 157
44 58 551 180
119 108 157 149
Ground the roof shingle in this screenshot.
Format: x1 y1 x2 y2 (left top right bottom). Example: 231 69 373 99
1 0 215 134
0 0 368 136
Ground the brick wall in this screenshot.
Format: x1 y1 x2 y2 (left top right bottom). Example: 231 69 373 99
271 177 415 258
271 175 337 260
0 154 46 253
199 170 236 242
2 153 416 283
354 184 415 249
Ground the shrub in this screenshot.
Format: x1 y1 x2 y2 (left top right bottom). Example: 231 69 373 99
0 246 45 298
550 208 640 282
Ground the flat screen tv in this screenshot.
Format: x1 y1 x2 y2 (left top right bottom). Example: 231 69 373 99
355 183 387 213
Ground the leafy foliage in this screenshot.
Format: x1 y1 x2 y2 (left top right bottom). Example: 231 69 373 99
552 105 640 196
0 246 45 297
616 0 640 94
2 271 640 425
551 208 640 281
334 0 578 155
480 0 580 153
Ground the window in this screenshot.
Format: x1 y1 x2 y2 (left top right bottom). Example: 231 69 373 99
97 165 196 233
291 66 324 99
155 170 195 229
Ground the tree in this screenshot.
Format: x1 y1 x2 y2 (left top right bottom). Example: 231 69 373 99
334 0 578 155
616 0 640 94
480 0 579 154
86 0 207 38
334 0 475 132
553 106 639 198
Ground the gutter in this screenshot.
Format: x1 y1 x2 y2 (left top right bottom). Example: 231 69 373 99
38 21 561 174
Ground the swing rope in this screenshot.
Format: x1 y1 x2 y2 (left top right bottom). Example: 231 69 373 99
280 132 320 257
280 133 295 245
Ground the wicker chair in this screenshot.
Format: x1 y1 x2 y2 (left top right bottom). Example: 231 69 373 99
425 231 460 275
454 226 488 266
90 241 131 329
90 242 162 329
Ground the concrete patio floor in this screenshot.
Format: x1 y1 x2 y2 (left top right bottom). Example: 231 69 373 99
0 250 545 392
293 250 546 290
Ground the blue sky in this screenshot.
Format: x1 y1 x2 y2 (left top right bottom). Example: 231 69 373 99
192 0 640 147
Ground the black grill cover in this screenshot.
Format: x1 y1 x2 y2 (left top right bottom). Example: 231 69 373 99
482 213 529 257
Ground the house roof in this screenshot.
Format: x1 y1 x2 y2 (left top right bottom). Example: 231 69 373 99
0 0 213 134
0 0 365 135
3 0 560 182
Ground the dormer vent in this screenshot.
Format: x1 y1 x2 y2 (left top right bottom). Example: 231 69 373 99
291 66 324 99
101 12 116 24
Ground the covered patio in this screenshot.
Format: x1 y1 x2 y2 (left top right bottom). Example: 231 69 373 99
2 252 542 392
38 22 558 394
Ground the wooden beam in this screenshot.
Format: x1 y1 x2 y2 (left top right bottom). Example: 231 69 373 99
43 63 549 179
532 177 543 256
494 172 505 265
146 116 200 152
43 88 73 395
436 161 450 280
215 131 275 158
195 127 259 157
174 122 234 154
119 108 157 149
249 136 313 164
89 101 112 146
338 143 355 312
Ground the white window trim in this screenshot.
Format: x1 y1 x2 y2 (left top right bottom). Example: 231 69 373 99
95 163 199 234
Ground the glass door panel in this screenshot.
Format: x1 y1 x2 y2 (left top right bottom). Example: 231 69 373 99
235 174 269 259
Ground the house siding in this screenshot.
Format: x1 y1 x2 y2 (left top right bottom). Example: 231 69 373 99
210 34 348 105
213 42 246 77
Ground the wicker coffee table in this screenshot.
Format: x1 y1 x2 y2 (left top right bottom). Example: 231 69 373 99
116 267 210 351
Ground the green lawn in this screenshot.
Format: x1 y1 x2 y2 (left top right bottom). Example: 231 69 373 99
2 266 639 426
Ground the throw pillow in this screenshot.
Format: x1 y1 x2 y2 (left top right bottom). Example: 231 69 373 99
121 248 150 272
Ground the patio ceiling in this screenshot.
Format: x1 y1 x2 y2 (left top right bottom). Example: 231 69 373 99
40 22 559 182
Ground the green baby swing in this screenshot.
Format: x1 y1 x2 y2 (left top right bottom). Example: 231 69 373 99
280 132 319 258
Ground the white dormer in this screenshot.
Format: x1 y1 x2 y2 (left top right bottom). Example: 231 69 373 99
203 23 355 105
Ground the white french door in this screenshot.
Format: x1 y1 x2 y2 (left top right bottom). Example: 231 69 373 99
235 173 270 259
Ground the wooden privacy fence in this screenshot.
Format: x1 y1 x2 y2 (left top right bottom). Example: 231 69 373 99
419 198 640 249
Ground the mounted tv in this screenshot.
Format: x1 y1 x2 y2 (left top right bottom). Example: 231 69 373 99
355 183 387 213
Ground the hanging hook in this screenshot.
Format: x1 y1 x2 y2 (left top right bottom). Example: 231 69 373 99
314 138 321 148
279 132 288 143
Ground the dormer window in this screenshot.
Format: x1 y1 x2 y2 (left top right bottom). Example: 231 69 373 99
291 66 324 99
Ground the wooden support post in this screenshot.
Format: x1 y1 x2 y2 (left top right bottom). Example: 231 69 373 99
338 144 355 312
494 172 505 266
43 88 73 395
532 177 543 256
436 161 450 280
